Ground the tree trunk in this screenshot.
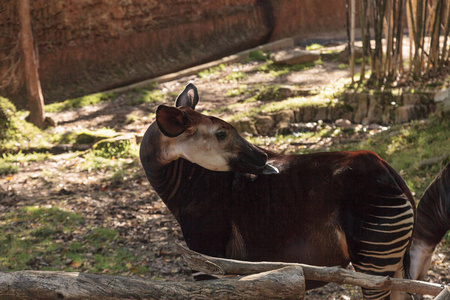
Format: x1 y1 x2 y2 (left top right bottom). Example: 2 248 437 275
17 0 46 128
0 267 305 300
177 245 445 297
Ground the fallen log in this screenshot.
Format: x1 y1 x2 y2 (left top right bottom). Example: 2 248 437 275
0 266 305 300
436 286 450 300
178 244 446 297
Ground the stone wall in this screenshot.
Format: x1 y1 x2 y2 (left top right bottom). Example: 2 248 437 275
0 0 348 108
230 91 437 136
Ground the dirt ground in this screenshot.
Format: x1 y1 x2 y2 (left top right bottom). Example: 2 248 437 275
1 41 449 299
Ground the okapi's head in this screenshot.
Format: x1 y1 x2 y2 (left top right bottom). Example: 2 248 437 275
155 83 278 175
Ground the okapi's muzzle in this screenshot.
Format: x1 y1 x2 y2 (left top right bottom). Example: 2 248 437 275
228 139 279 175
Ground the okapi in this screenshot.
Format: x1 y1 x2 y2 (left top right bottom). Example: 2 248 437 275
409 163 450 281
140 84 416 299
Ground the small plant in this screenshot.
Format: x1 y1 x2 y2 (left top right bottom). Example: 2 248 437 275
125 113 140 124
305 43 323 51
225 85 248 97
224 71 247 82
45 92 117 113
197 64 226 79
133 89 165 105
0 160 19 175
244 50 269 62
256 60 317 77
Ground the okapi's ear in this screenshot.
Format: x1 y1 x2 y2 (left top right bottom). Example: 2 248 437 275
175 83 199 109
156 105 191 137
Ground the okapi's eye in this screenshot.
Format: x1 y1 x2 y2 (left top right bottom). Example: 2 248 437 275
215 130 227 141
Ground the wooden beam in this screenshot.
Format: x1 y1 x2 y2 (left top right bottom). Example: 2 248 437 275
0 267 305 300
178 244 445 297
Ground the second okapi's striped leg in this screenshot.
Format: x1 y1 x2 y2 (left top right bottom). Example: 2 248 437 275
351 193 414 300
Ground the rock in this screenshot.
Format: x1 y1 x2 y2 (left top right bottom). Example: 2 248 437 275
382 105 395 124
274 110 295 123
395 105 415 123
229 119 258 135
366 97 383 124
294 109 303 123
435 89 450 118
339 45 364 62
270 48 320 65
302 106 316 122
278 86 315 98
92 134 136 154
395 105 427 123
135 133 145 144
335 119 352 128
403 93 421 106
368 123 383 130
417 153 449 169
277 121 292 135
361 117 370 125
353 93 369 124
315 106 328 121
434 88 450 103
278 86 295 98
75 131 117 144
254 115 275 135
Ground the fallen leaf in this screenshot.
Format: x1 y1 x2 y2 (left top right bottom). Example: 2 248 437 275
70 261 82 268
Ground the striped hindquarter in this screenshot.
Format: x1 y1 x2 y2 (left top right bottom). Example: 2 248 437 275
352 193 415 300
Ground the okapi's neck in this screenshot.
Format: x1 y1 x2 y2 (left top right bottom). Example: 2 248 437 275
140 122 234 257
140 123 184 214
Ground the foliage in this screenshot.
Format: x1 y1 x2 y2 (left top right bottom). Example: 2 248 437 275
0 96 17 139
352 0 450 87
0 97 54 153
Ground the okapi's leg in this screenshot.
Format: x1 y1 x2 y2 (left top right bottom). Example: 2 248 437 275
350 192 414 300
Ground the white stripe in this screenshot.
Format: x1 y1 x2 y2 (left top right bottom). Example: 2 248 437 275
369 202 411 209
359 241 409 256
361 224 413 234
368 209 413 220
360 234 411 246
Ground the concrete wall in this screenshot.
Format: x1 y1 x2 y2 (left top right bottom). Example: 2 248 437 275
0 0 347 108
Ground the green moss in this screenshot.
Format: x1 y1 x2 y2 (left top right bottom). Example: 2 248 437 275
244 50 270 62
0 97 54 153
133 88 165 105
256 60 317 77
0 160 19 175
306 43 323 51
224 71 247 81
197 64 226 78
45 92 117 113
225 85 248 97
74 128 118 145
